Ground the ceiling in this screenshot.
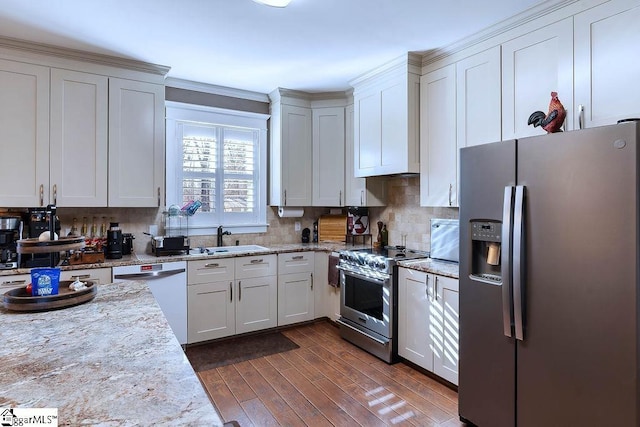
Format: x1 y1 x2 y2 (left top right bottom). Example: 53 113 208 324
0 0 546 95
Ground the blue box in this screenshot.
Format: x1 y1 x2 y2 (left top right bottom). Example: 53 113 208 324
30 268 61 296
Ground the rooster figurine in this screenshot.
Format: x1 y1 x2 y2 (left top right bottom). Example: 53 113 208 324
528 91 566 133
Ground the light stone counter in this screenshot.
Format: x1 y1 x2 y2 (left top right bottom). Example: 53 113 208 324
0 281 223 426
397 258 460 279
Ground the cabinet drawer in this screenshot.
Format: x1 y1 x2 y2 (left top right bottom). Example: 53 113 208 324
188 258 235 285
278 252 315 274
235 254 277 279
0 274 31 291
62 268 111 285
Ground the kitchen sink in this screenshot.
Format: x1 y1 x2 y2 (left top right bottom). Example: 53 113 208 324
190 245 269 255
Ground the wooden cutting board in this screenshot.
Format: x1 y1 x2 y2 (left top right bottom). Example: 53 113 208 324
318 215 347 242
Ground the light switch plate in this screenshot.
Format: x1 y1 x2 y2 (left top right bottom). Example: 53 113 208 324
294 221 301 231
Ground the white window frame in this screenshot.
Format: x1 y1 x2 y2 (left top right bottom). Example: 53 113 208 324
165 101 269 235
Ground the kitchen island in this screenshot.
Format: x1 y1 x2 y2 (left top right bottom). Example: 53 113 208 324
0 281 224 426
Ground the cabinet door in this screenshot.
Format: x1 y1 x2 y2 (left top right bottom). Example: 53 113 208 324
456 46 502 149
236 275 277 334
420 64 457 207
353 89 382 177
397 268 434 370
502 18 574 139
280 104 312 206
312 107 345 206
432 275 459 385
50 69 108 207
108 78 164 207
345 104 386 207
278 271 314 326
188 280 235 343
575 0 640 128
0 59 49 207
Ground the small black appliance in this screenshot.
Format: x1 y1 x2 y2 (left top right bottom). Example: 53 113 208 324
106 222 123 259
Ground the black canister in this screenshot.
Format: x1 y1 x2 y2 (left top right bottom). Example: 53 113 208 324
106 222 123 259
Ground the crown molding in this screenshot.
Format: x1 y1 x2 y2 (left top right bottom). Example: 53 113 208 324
420 0 578 66
165 77 270 103
349 52 422 88
0 35 170 76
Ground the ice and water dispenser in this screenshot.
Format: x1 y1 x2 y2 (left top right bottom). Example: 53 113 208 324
469 220 502 284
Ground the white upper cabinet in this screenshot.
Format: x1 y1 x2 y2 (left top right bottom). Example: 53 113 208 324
574 0 640 128
269 89 312 207
344 104 387 207
351 53 421 177
456 46 502 149
502 18 574 139
50 69 108 207
420 64 457 208
108 78 165 207
0 60 50 207
312 106 345 207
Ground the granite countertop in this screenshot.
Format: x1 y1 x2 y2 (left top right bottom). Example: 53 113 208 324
397 258 460 279
0 241 365 277
0 281 224 426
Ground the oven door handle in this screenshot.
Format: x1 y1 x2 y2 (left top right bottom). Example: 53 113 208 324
336 265 390 285
336 318 389 346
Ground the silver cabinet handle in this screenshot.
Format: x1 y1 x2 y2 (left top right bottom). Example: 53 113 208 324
292 255 304 261
157 187 161 207
434 276 439 301
339 190 342 206
230 281 233 302
238 280 241 301
204 263 220 268
502 186 514 338
360 190 364 206
52 184 57 205
1 279 27 288
449 184 453 206
513 185 525 341
39 184 44 207
310 272 314 290
284 190 287 206
250 259 263 264
577 104 584 130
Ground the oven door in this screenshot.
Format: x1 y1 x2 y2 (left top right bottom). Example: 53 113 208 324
339 267 392 338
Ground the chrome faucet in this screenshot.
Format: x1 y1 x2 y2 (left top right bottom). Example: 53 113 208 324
217 226 231 247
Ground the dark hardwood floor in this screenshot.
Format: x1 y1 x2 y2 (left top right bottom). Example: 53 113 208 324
196 321 464 426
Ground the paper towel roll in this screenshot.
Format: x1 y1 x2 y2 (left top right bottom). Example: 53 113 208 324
278 207 304 218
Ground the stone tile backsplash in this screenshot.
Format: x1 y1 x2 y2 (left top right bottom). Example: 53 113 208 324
2 176 458 254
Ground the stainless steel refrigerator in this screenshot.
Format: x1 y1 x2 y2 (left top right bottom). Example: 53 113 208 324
458 121 639 427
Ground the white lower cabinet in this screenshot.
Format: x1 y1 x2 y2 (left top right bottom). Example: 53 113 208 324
61 267 111 285
278 252 315 326
398 267 459 385
187 255 277 343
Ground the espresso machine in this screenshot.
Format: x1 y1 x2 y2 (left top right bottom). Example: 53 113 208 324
23 207 61 268
0 216 22 270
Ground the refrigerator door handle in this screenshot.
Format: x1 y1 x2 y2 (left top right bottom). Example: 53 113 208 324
502 186 515 337
513 185 525 341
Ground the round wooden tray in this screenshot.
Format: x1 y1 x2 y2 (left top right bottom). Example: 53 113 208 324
17 236 85 254
3 280 97 312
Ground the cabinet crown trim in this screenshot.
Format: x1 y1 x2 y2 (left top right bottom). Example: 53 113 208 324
349 52 422 88
419 0 578 66
0 35 170 76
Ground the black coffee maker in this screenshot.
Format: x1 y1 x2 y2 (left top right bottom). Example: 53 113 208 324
106 222 123 259
0 216 21 269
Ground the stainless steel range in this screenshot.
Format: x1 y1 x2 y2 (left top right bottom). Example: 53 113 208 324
337 246 429 363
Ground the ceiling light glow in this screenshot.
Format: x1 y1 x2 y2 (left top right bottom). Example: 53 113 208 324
253 0 292 7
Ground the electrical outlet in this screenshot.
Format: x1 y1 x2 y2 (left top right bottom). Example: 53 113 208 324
149 225 158 236
294 221 301 232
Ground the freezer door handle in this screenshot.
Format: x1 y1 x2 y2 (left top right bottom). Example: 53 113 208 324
513 185 525 341
502 186 514 337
